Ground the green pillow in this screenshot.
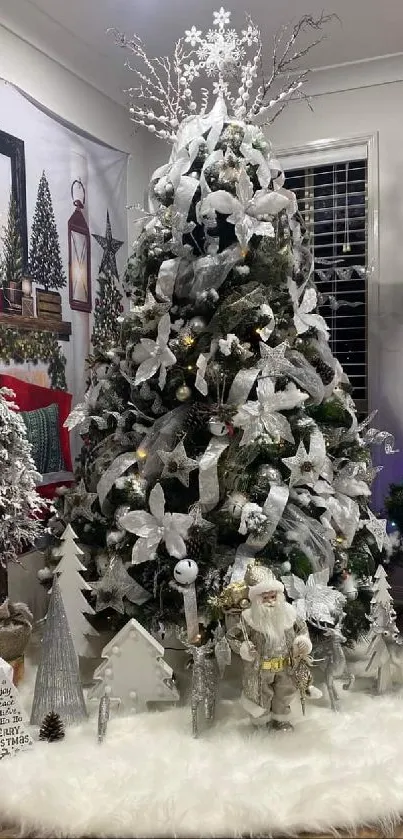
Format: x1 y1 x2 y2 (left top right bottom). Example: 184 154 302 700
20 403 64 475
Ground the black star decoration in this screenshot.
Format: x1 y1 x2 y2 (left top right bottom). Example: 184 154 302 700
92 210 124 277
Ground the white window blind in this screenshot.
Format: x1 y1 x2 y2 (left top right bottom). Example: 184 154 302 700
285 155 368 413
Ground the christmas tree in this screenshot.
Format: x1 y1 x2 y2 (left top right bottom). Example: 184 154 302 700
91 211 124 352
366 565 402 693
30 577 87 726
88 617 179 712
0 388 43 597
28 172 66 291
52 524 99 659
60 10 394 640
1 194 24 287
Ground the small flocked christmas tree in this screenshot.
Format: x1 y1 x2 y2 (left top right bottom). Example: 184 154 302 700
366 565 402 693
88 617 179 712
28 172 66 291
91 211 124 352
2 194 24 288
53 524 99 659
59 10 395 642
0 388 43 596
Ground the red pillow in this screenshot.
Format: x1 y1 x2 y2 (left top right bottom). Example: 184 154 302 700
0 374 73 472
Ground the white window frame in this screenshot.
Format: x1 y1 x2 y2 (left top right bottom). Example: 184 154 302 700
277 133 379 414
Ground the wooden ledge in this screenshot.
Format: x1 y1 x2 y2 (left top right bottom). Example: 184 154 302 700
0 313 71 341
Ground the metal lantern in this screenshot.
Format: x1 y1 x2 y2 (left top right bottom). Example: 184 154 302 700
68 179 91 313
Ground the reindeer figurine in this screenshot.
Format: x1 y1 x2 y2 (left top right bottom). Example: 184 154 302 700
178 625 231 738
310 619 354 711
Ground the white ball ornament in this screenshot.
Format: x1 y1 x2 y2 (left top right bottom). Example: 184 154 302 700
208 418 228 437
173 559 199 586
281 560 292 573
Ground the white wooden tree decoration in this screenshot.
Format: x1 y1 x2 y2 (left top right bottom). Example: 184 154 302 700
366 565 403 693
53 524 98 659
88 618 180 713
0 666 32 759
30 577 87 726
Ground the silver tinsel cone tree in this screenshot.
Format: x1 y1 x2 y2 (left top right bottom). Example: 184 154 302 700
60 9 394 641
30 577 87 726
0 388 43 596
28 171 66 291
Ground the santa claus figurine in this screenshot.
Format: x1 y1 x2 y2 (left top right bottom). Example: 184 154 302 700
227 564 313 732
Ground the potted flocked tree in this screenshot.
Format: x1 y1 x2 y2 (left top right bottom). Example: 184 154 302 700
28 171 66 321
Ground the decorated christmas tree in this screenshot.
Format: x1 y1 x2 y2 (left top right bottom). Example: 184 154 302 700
28 172 66 291
59 10 395 640
0 388 43 597
88 617 179 712
52 524 99 659
91 211 124 352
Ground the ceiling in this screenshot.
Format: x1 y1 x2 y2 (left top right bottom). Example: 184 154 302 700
1 0 403 104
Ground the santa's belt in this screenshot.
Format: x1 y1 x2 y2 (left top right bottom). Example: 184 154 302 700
261 655 291 671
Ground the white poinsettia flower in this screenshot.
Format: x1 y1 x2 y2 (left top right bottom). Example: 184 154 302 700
233 378 307 447
293 287 329 337
119 483 192 565
132 313 176 389
201 168 291 251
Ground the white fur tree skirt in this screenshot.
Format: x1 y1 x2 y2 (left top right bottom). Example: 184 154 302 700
1 679 403 838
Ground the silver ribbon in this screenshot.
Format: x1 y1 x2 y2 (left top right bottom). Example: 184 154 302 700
183 583 199 643
198 438 229 512
227 366 260 406
173 174 200 226
97 452 139 512
156 258 181 301
280 503 335 572
230 485 289 583
286 350 325 405
139 406 189 482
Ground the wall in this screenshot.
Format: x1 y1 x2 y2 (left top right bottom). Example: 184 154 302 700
0 24 160 246
268 56 403 508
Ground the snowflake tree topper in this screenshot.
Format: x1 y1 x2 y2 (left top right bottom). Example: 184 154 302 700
111 11 333 141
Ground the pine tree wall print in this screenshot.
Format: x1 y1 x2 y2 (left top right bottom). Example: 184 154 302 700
28 172 66 292
2 194 24 313
0 666 32 759
88 618 179 713
30 577 87 726
92 211 124 352
53 524 98 659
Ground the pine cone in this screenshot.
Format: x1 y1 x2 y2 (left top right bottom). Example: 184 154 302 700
183 403 210 435
39 711 65 742
186 526 204 561
310 352 334 385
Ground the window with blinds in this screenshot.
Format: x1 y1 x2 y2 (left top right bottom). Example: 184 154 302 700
285 159 368 412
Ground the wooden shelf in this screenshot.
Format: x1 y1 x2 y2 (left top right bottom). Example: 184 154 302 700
0 313 71 341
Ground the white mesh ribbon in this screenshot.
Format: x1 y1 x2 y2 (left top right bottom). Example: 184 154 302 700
97 452 139 512
198 438 229 512
183 583 199 643
230 484 289 582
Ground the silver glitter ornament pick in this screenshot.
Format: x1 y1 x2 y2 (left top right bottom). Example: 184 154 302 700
98 693 111 743
30 578 88 727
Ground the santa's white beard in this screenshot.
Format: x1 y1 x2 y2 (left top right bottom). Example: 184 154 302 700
250 595 296 648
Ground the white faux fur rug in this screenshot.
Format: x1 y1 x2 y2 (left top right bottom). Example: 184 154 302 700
2 677 403 838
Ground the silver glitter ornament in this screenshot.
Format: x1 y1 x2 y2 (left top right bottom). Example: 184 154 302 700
97 693 111 743
189 316 206 334
176 384 192 402
30 578 87 727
